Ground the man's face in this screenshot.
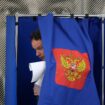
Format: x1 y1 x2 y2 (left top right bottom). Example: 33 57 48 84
31 39 45 60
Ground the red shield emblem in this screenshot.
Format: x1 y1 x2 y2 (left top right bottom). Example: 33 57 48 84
53 48 90 90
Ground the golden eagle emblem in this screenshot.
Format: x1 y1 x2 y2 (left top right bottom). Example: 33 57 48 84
61 53 86 82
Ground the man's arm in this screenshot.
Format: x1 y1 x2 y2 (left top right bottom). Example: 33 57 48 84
33 74 44 96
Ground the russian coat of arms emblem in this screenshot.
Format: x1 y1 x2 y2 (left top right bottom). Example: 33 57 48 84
53 48 90 90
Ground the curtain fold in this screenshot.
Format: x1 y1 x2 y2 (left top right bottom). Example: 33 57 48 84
88 17 102 104
5 16 17 105
77 17 102 103
38 13 100 105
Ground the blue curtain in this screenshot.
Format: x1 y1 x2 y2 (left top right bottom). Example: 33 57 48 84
17 17 40 105
38 14 100 105
5 16 17 105
88 18 102 104
76 17 102 103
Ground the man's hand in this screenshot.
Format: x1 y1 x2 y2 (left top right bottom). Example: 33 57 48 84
33 84 40 96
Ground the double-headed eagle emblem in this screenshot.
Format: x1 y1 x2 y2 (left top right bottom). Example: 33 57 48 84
61 53 86 82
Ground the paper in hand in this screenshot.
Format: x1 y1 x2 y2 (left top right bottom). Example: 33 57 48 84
29 61 46 83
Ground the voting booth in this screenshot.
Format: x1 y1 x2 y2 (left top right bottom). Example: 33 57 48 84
5 14 102 105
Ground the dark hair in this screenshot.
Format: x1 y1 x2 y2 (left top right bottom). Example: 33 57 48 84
31 30 41 40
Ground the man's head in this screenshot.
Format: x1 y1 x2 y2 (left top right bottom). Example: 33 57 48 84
31 30 45 60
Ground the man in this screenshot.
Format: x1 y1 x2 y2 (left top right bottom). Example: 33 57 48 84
31 30 45 97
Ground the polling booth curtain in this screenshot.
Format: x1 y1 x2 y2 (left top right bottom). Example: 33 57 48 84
17 17 40 105
5 15 102 105
77 17 102 104
5 16 17 105
88 18 102 104
38 14 100 105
